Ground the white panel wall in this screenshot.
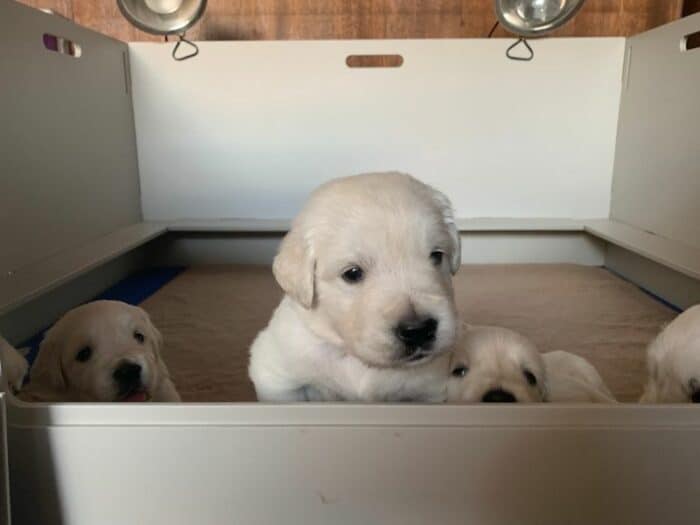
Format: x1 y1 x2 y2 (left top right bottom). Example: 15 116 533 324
130 39 624 221
0 1 141 277
611 13 700 250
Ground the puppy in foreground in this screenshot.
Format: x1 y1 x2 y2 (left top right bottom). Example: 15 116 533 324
447 325 616 403
19 301 180 402
0 335 29 393
640 304 700 403
249 172 461 402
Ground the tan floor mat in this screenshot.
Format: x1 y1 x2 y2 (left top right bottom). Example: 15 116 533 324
141 264 676 402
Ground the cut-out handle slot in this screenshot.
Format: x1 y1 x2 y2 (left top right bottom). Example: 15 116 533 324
682 30 700 52
43 33 82 57
346 54 403 68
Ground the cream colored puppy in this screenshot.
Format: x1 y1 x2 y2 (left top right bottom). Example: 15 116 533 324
640 304 700 403
19 301 180 402
447 325 616 403
447 326 547 403
543 350 616 403
0 335 29 393
249 172 461 402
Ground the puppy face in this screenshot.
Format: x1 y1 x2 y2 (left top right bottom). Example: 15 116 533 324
642 305 700 403
447 326 547 403
274 172 461 368
29 301 166 402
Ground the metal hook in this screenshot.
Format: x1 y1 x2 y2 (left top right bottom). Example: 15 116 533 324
172 33 199 61
506 38 534 61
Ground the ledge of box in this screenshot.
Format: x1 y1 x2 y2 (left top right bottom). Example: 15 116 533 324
166 218 291 232
0 222 167 316
7 399 700 427
584 219 700 281
3 218 697 319
166 217 589 233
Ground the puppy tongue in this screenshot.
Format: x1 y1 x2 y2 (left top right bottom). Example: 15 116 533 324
122 391 148 402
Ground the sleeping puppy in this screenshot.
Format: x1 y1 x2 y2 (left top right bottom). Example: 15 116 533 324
249 172 461 402
447 325 616 403
0 334 29 393
19 300 180 402
639 304 700 403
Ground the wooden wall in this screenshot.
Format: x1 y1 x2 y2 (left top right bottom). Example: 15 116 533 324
16 1 699 41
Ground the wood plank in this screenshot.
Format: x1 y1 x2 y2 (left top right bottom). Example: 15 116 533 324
684 0 700 15
18 1 684 42
15 0 72 19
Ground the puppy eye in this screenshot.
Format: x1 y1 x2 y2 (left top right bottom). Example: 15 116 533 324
341 266 364 284
451 365 468 378
134 331 145 344
430 250 444 266
75 346 92 362
523 369 537 386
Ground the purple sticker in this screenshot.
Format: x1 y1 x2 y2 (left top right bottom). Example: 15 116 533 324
43 33 59 51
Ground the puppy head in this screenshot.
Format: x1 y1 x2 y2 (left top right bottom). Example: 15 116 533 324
446 325 547 403
274 172 460 367
643 305 700 403
28 301 166 402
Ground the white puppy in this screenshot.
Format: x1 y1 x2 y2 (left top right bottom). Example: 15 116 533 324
0 335 29 393
447 325 616 403
19 301 180 402
640 304 700 403
249 172 461 402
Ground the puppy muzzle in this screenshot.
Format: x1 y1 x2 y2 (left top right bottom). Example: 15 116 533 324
481 388 517 403
112 360 150 402
394 316 438 360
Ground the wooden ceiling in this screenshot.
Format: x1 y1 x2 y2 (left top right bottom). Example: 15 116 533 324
17 1 697 41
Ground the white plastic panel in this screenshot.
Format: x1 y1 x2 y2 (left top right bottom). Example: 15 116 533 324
611 13 700 249
130 38 625 221
7 403 700 525
0 395 8 525
0 1 141 277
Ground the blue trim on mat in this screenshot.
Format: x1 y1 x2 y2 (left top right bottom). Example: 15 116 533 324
604 265 683 313
20 267 186 366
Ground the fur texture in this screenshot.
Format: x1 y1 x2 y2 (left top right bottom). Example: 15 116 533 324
19 301 180 402
249 172 460 402
447 325 615 403
0 335 29 393
640 304 700 403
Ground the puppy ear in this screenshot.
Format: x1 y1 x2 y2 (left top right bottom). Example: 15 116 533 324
28 330 67 395
139 309 165 360
430 188 461 274
539 377 550 402
140 312 178 400
0 335 28 393
273 226 316 308
151 324 174 379
149 319 164 357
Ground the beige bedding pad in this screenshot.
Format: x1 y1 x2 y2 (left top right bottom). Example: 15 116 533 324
141 264 676 402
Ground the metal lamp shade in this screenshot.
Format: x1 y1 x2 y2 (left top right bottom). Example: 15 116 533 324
117 0 207 36
494 0 585 37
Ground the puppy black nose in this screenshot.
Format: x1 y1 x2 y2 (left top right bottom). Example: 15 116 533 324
395 317 438 348
113 362 142 387
482 389 517 403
